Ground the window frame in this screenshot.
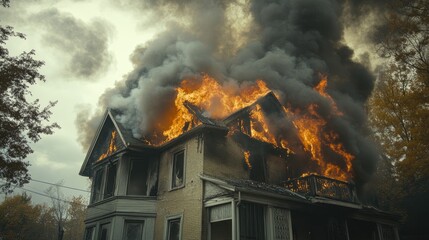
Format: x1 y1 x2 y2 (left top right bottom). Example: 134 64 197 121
123 220 145 240
170 149 186 190
164 214 183 240
98 222 111 240
84 225 96 240
90 158 118 204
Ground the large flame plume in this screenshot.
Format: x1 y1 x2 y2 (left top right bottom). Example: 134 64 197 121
144 73 354 181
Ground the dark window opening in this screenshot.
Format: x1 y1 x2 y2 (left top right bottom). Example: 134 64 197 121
211 220 232 240
104 163 117 198
124 221 144 240
380 224 397 240
172 151 184 189
239 202 265 240
347 219 380 240
292 212 348 240
91 169 104 203
127 159 158 196
167 218 181 240
249 154 266 182
84 226 95 240
99 223 111 240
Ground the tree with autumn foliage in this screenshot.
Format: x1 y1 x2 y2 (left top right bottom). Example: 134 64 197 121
370 0 429 237
0 0 59 193
63 196 87 240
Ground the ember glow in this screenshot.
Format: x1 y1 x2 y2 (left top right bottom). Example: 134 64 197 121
98 130 118 161
148 73 354 181
243 151 252 169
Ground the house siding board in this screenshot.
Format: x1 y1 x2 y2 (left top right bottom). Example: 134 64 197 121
203 135 249 180
155 136 204 240
204 181 229 199
86 198 157 221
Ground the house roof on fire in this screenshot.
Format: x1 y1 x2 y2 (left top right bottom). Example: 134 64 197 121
80 92 284 176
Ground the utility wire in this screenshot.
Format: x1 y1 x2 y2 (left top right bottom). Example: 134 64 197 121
30 178 91 193
0 180 111 212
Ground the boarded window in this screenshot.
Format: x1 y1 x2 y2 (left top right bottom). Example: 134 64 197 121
239 202 265 240
124 221 144 240
99 223 111 240
84 226 95 240
104 163 117 198
167 218 181 240
91 169 104 203
172 151 184 189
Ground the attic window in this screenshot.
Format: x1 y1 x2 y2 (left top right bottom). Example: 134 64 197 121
171 150 185 189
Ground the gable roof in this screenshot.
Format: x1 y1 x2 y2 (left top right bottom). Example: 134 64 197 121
79 109 147 176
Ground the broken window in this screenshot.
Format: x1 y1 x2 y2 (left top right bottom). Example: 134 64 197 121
84 226 95 240
127 159 158 196
91 169 104 203
209 204 232 240
99 223 111 240
239 202 265 240
123 221 144 240
171 150 185 189
104 162 117 198
167 217 181 240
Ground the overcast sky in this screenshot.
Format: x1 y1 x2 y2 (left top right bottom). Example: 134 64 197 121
0 0 168 204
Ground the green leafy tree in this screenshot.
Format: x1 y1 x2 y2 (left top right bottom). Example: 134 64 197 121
0 2 59 193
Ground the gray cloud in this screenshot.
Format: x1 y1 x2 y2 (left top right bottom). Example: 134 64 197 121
31 8 112 78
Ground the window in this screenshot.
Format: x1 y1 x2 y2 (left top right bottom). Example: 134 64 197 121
171 150 185 189
99 223 111 240
123 221 145 240
84 226 95 240
91 169 104 203
209 203 233 240
167 218 181 240
104 163 117 198
239 202 265 240
91 162 117 204
127 159 159 196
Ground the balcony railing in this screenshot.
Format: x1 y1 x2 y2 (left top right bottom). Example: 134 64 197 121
284 174 357 203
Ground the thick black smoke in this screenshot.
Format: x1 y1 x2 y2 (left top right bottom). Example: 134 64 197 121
79 0 389 188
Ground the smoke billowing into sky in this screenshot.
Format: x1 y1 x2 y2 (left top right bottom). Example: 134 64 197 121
76 0 391 187
0 0 393 203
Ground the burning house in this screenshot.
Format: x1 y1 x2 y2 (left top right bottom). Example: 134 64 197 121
79 75 400 240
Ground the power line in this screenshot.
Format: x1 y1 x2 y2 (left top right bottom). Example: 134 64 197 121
0 180 111 212
30 178 91 193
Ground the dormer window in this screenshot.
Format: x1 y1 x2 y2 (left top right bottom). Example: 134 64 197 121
171 150 185 189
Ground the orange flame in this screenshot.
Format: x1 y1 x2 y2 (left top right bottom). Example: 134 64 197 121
244 151 252 169
98 130 118 161
146 73 355 181
161 74 270 144
288 77 354 181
